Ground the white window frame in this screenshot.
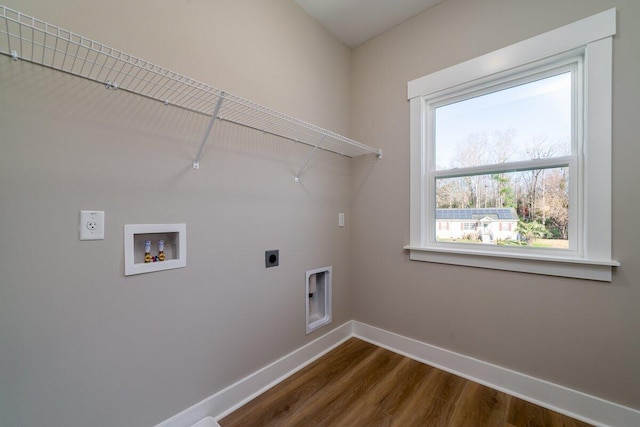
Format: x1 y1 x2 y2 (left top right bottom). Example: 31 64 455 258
405 8 619 281
429 60 580 253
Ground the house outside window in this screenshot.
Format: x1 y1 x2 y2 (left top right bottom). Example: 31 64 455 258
437 209 518 244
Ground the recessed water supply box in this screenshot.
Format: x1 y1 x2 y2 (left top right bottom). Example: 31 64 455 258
124 224 186 276
306 266 332 334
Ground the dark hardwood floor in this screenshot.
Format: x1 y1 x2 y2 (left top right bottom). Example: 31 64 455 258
219 338 592 427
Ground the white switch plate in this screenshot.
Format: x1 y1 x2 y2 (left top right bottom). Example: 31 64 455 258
338 213 345 227
80 210 105 240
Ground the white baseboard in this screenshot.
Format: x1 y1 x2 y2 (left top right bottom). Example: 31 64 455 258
352 321 640 427
154 321 352 427
188 417 219 427
157 320 640 427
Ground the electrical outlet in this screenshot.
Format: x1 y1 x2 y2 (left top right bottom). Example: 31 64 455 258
339 213 345 227
265 249 279 268
80 210 105 240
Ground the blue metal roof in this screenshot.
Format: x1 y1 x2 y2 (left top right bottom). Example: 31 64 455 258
435 208 519 220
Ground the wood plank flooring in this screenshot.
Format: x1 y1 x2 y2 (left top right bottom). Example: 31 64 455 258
219 338 592 427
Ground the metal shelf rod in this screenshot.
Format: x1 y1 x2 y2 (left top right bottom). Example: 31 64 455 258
295 137 326 183
193 94 226 169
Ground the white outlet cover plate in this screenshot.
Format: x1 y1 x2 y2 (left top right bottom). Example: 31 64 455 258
80 210 105 240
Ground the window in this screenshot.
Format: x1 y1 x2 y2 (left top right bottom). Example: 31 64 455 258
463 222 476 231
406 9 619 281
433 63 577 249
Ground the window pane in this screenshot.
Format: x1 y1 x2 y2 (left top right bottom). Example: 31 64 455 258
434 72 572 170
435 167 569 248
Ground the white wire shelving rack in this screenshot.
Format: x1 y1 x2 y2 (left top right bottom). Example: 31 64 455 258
0 5 381 180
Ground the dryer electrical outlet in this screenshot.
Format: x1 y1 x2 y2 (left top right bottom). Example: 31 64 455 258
79 210 105 240
265 250 279 268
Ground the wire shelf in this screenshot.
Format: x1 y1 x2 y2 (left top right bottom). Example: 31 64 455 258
0 4 382 167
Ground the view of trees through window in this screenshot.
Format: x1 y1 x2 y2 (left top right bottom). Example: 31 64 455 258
434 137 569 248
433 71 573 248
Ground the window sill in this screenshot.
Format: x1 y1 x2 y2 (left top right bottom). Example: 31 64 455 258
404 245 619 282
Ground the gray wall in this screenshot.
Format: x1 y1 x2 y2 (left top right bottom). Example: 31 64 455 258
350 0 640 411
2 1 639 426
0 1 354 426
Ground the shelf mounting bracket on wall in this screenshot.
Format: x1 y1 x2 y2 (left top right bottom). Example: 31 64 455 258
193 93 225 169
295 136 325 183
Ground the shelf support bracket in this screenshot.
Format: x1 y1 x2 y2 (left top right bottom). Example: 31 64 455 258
193 93 225 169
295 136 326 183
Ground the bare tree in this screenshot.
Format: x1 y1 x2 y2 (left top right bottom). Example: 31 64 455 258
436 130 569 242
544 168 570 239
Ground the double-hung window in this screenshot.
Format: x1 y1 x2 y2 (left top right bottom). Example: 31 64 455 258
406 9 619 281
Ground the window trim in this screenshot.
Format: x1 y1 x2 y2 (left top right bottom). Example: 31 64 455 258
406 8 619 281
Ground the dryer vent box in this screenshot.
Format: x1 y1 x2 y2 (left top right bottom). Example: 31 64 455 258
306 266 332 334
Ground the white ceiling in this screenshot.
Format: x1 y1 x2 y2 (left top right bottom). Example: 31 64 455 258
294 0 444 48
